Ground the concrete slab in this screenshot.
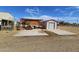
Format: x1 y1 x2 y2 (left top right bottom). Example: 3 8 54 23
14 29 48 36
47 29 76 35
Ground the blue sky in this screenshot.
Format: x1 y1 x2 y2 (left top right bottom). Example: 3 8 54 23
0 6 79 23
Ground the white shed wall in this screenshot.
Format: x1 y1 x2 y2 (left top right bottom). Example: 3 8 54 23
55 22 57 29
46 21 57 30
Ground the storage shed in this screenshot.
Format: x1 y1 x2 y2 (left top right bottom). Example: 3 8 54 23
43 20 58 30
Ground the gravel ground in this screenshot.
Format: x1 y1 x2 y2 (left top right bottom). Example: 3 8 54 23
0 26 79 52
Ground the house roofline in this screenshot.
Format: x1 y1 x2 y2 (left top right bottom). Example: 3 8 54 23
20 18 42 21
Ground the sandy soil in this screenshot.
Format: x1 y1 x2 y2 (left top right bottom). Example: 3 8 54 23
0 26 79 52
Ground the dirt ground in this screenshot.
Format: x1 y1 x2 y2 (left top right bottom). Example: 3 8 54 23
0 26 79 52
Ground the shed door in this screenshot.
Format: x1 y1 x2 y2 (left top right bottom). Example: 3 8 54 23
47 22 55 29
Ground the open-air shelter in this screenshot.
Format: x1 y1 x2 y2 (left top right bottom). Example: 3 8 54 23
0 12 14 30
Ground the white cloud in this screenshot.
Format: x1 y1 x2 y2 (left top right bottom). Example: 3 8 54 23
54 8 66 14
53 8 68 16
69 10 79 16
54 9 60 12
22 15 79 23
23 15 53 20
64 7 79 16
66 6 79 10
39 15 53 20
25 8 40 16
74 6 79 9
23 16 40 19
